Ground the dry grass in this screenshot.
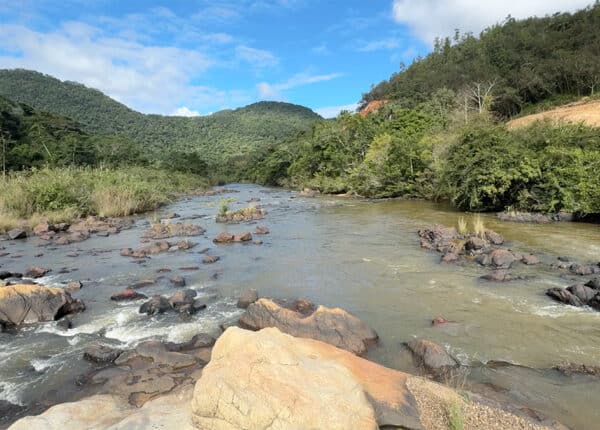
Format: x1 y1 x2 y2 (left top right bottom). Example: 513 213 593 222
457 217 468 235
92 187 141 217
472 215 485 238
508 99 600 129
446 402 465 430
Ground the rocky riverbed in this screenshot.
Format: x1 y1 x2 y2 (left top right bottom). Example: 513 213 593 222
1 184 600 429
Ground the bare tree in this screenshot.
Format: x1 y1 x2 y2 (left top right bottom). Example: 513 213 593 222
465 79 498 114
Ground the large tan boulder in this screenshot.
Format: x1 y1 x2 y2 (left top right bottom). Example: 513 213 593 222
239 298 378 355
191 327 422 430
0 284 85 327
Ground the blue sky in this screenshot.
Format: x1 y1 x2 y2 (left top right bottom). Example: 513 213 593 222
0 0 591 117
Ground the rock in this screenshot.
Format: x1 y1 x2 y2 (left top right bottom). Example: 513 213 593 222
585 277 600 290
481 269 517 282
233 232 252 242
0 284 85 326
566 284 597 304
202 255 220 264
405 339 460 373
65 281 82 292
570 263 594 276
239 298 378 355
33 222 51 235
163 212 180 219
236 288 258 309
475 254 490 266
169 289 197 310
144 222 205 239
192 327 423 430
139 295 171 316
588 294 600 311
289 298 316 315
490 249 516 269
25 265 50 278
553 362 600 376
170 275 186 287
130 279 156 289
253 240 263 245
484 229 504 245
418 225 458 251
521 254 539 265
165 333 216 352
496 211 553 223
465 236 486 251
0 271 21 280
84 344 123 364
56 317 72 330
213 232 235 243
110 288 147 302
546 287 583 307
253 226 270 235
174 240 196 250
7 228 26 240
440 252 460 264
432 316 450 326
120 248 133 257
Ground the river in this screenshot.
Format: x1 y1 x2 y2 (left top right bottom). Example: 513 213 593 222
1 184 599 429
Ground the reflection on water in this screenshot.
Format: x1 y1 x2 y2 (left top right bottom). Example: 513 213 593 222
1 185 599 429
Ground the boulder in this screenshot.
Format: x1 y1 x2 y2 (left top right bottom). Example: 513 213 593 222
33 222 51 235
170 275 186 287
490 249 516 269
465 236 486 251
236 288 258 309
143 222 205 239
7 228 26 240
480 270 518 282
139 295 171 315
521 254 539 265
239 298 378 355
570 263 595 276
566 284 597 304
84 344 123 364
169 289 197 310
165 333 216 352
418 225 457 251
484 229 504 245
213 232 235 243
110 289 147 302
440 252 460 264
25 265 50 278
546 287 583 307
405 339 460 373
0 284 85 326
586 277 600 290
65 281 82 292
191 327 423 430
233 232 252 242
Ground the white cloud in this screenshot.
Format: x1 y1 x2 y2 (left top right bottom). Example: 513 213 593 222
315 103 359 119
171 107 201 117
257 72 342 99
357 38 401 52
235 45 279 67
392 0 591 44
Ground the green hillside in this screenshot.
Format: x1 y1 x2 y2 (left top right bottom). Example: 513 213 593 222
0 69 321 164
361 3 600 118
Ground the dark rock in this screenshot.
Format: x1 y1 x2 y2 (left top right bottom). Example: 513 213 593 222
56 317 72 330
84 344 122 364
484 229 504 245
170 276 186 287
168 289 197 312
481 270 517 282
405 339 460 373
289 299 316 316
558 256 571 263
553 362 600 376
111 288 147 302
566 284 597 304
253 226 270 235
179 266 200 271
490 249 516 269
588 294 600 311
25 265 51 278
165 333 216 352
65 281 82 292
440 252 459 264
7 228 26 240
0 271 20 280
418 225 458 251
202 255 220 264
156 268 172 273
570 263 594 276
139 295 171 316
585 277 600 290
465 236 486 251
192 299 208 313
475 254 491 266
546 288 583 307
130 279 156 289
521 254 539 265
237 289 258 309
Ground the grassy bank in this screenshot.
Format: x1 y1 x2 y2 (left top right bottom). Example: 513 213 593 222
0 167 208 232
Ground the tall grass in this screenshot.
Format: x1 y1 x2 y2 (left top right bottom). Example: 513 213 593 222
472 214 485 238
446 402 465 430
457 216 468 235
0 167 207 231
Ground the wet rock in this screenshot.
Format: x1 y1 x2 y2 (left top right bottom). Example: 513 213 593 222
65 281 82 292
56 317 72 330
405 339 460 373
553 362 600 376
168 289 197 310
0 400 26 421
130 279 156 289
192 326 423 430
25 265 50 278
169 275 186 287
570 263 595 276
7 228 26 240
233 232 252 242
239 298 378 355
0 271 21 280
84 344 123 364
213 232 235 243
484 229 504 245
110 288 147 302
585 277 600 290
481 270 518 282
253 240 263 245
144 222 205 239
475 254 491 266
521 254 539 265
490 249 516 269
202 255 220 264
165 333 216 352
139 295 171 316
566 284 597 303
289 298 316 315
236 288 258 309
0 284 85 326
253 226 270 235
440 252 460 264
546 287 583 307
465 236 486 251
588 294 600 311
418 225 458 251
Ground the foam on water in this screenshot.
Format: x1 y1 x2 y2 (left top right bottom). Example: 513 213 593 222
0 381 24 406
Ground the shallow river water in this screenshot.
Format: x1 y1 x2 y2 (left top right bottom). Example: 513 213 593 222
1 184 599 429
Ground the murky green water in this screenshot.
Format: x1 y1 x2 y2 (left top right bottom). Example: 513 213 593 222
1 184 599 429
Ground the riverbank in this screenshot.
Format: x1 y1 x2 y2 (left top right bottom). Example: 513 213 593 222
0 167 208 234
1 185 599 429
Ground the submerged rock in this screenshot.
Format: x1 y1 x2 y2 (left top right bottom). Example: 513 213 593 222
253 226 270 235
202 255 220 264
239 298 378 355
0 284 85 327
546 287 583 307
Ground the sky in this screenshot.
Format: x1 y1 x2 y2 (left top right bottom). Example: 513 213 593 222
0 1 592 117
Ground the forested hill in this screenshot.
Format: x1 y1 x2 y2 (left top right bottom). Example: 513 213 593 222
0 69 321 163
361 3 600 118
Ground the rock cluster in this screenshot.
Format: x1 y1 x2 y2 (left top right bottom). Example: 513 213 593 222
120 239 196 258
215 206 266 223
546 278 600 311
143 222 205 239
31 216 132 245
139 289 207 316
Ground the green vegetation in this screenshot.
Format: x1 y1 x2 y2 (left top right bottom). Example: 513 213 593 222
0 167 207 231
0 69 320 166
362 4 600 118
446 402 465 430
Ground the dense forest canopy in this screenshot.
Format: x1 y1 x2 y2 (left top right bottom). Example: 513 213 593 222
361 3 600 118
0 69 321 165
